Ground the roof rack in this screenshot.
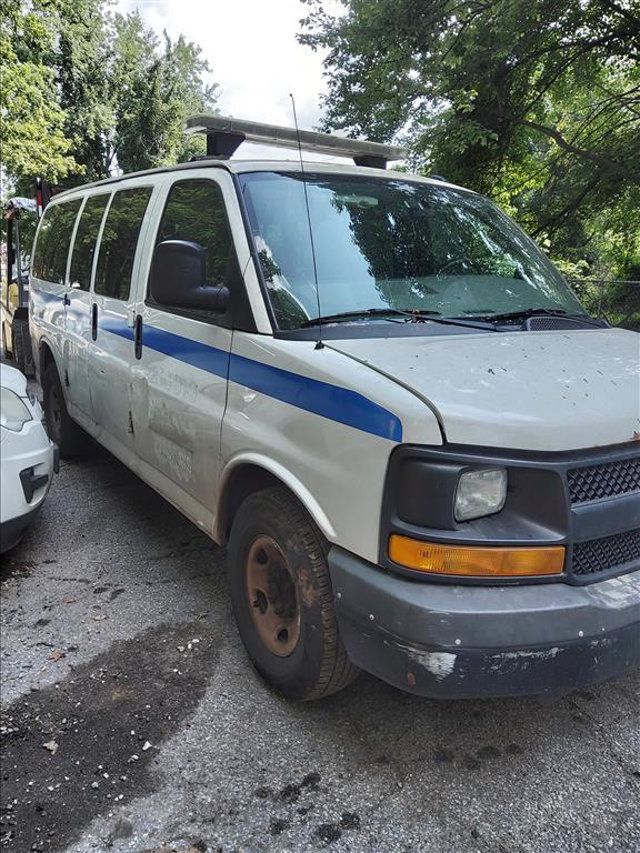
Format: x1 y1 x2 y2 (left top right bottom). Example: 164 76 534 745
185 114 407 169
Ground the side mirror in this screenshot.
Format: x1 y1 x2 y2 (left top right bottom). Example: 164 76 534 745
149 239 230 312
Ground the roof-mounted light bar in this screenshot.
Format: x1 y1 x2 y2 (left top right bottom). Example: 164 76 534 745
185 114 407 169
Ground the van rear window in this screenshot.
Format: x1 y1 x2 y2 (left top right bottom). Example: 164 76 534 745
69 194 110 291
95 187 152 301
32 200 82 284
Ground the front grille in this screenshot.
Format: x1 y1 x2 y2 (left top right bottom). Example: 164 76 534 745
567 456 640 504
573 528 640 576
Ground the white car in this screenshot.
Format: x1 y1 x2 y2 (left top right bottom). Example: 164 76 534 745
0 363 57 553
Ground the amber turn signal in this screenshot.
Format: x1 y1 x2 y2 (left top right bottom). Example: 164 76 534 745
388 535 565 577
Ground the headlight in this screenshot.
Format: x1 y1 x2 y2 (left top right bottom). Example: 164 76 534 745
0 387 33 432
455 468 507 521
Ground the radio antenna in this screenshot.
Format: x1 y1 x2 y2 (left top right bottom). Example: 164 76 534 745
290 93 323 349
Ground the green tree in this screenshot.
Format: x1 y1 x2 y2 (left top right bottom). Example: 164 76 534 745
56 0 113 181
111 12 218 173
299 0 640 287
0 0 78 182
1 1 218 188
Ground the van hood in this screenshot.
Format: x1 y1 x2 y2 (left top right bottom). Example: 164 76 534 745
329 328 640 451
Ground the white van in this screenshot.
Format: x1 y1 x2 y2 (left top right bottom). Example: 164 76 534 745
29 116 640 701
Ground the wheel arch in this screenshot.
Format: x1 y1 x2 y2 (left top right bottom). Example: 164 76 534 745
216 454 336 545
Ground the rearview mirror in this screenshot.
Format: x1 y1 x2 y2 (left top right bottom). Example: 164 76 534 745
149 240 229 312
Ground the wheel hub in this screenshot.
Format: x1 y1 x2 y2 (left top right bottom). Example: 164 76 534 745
245 536 300 657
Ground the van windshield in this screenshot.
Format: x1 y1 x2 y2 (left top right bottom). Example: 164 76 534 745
239 171 586 331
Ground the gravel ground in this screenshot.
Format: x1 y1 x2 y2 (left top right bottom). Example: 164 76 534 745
1 442 639 853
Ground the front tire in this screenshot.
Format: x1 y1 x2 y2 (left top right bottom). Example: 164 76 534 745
42 362 86 458
228 487 359 700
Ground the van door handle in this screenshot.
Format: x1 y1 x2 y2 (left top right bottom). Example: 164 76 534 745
91 303 98 341
63 292 71 307
134 314 143 360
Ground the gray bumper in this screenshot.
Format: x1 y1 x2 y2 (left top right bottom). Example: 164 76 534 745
329 548 640 699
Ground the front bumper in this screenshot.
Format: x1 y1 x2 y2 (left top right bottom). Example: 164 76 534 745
329 548 640 699
0 419 55 552
0 506 40 554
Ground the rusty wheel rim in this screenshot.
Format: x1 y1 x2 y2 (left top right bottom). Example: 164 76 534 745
245 536 300 657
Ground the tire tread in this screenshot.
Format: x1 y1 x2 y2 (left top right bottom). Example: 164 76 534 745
43 362 87 458
231 486 358 701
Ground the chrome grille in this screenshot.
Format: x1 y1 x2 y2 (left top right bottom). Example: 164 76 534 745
567 456 640 504
572 528 640 576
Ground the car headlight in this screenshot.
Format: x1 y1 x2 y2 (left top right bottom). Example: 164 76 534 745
454 468 507 521
0 387 33 432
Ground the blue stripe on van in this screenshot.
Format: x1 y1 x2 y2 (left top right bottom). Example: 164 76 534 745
102 314 231 377
99 313 135 342
229 352 402 441
32 292 403 441
144 324 231 378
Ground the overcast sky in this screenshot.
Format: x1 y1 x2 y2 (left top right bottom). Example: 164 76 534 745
114 0 344 161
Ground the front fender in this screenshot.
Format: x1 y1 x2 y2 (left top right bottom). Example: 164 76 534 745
217 451 337 542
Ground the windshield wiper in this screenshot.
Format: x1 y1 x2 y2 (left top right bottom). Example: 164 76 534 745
300 307 496 331
466 307 603 326
410 312 498 331
300 308 419 327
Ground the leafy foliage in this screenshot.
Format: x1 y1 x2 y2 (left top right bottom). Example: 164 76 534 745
0 0 79 181
299 0 640 296
1 0 217 188
110 13 217 174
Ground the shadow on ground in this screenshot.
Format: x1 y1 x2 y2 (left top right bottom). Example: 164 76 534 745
1 623 218 851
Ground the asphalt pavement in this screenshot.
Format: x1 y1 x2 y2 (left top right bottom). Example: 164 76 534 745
1 442 639 853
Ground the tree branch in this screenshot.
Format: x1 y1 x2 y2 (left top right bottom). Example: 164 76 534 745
531 176 601 236
518 118 631 174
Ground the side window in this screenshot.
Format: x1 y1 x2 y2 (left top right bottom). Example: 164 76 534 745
32 200 82 283
69 194 110 291
95 186 152 300
153 179 235 290
32 206 55 280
